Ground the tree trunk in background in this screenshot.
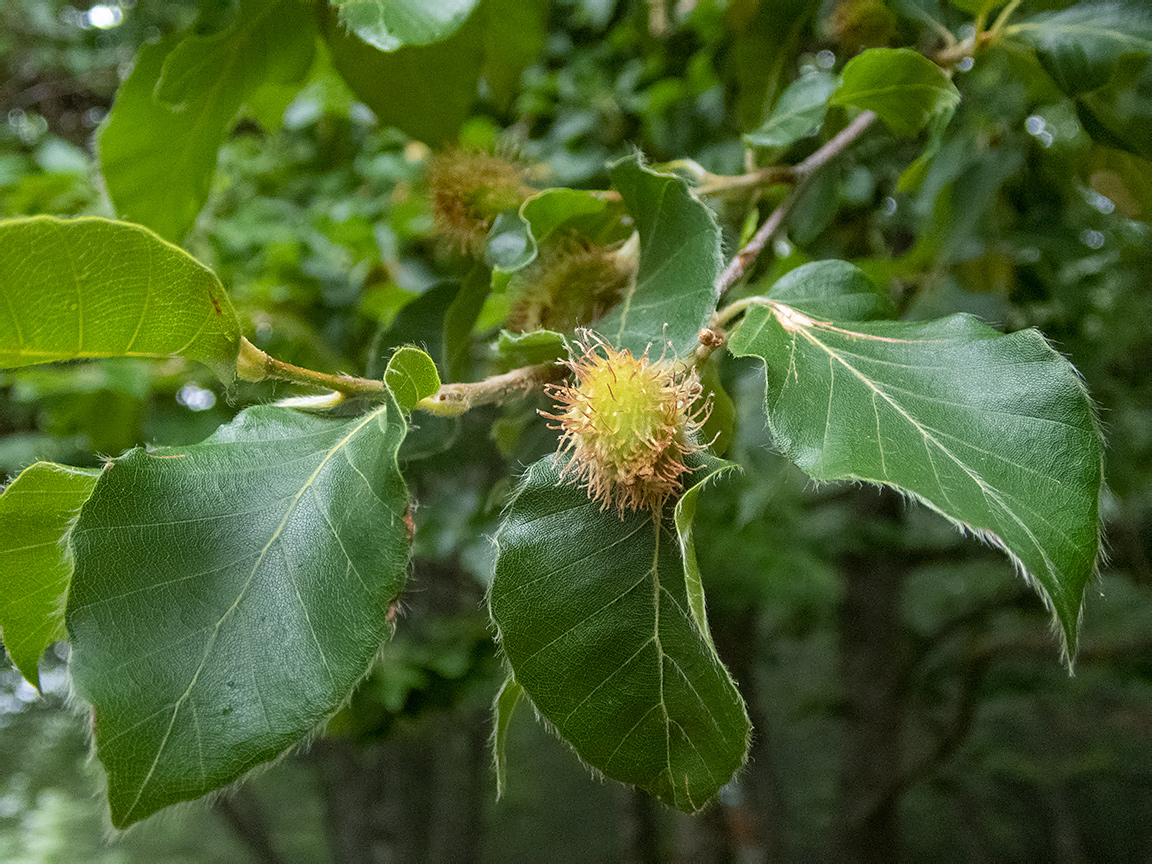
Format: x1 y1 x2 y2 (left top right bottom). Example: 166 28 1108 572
427 708 487 863
618 786 662 863
711 605 788 863
214 788 285 864
312 734 437 863
835 491 907 863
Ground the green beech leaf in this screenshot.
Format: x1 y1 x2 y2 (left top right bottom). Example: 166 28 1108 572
1076 63 1152 161
1008 2 1152 159
760 259 893 321
745 70 837 149
489 456 750 812
728 279 1102 660
597 156 723 358
0 462 99 690
486 188 618 286
66 400 411 827
0 217 240 381
335 0 481 51
673 456 739 653
831 47 961 137
384 346 441 409
155 1 315 107
492 675 524 799
322 5 484 145
898 104 956 193
497 329 567 366
1009 2 1152 96
99 0 316 242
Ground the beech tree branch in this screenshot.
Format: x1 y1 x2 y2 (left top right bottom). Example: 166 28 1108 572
417 361 568 416
237 336 565 416
236 337 384 396
714 110 877 301
694 164 796 197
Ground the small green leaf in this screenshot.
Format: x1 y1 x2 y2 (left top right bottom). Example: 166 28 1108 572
673 455 739 653
384 346 442 409
597 155 723 358
898 104 956 193
486 188 617 285
335 0 481 51
0 462 99 690
489 456 751 812
492 675 524 799
831 47 961 137
728 272 1102 661
1009 2 1152 96
486 210 538 274
98 0 316 242
67 400 411 827
444 267 491 381
0 217 240 381
497 329 567 367
322 4 484 145
761 259 893 321
745 70 837 149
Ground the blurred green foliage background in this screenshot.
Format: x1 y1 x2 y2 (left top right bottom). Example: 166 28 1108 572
1 0 1150 860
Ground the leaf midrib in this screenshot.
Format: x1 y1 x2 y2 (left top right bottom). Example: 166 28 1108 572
779 307 1059 584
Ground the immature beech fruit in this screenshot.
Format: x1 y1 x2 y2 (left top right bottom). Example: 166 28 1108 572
425 148 527 255
507 235 632 333
541 331 709 515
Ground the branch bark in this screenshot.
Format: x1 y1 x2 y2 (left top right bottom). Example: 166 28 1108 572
237 335 567 415
715 110 877 300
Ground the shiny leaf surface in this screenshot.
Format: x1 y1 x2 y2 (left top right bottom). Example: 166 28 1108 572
745 70 837 148
67 400 410 826
489 456 750 812
1011 2 1152 95
323 5 484 145
0 217 240 380
336 0 481 51
832 47 961 137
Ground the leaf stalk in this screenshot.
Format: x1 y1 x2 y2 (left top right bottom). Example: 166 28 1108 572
238 336 566 416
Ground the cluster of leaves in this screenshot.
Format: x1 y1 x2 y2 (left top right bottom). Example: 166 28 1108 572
0 0 1147 833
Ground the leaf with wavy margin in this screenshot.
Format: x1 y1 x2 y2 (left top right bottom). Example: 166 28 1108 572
728 283 1103 660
